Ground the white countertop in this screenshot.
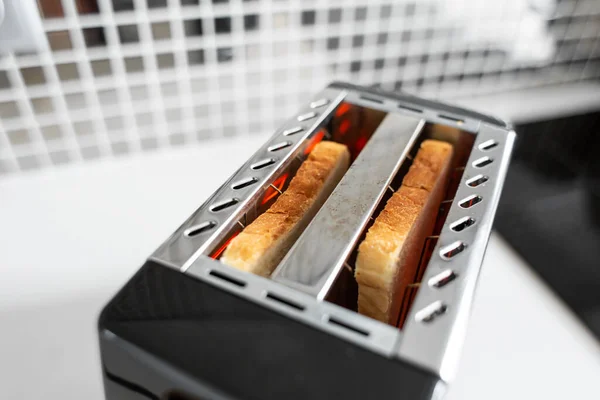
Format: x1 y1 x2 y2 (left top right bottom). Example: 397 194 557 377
1 136 599 399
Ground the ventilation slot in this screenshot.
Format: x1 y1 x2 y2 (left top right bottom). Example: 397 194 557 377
283 126 303 136
459 194 482 209
440 241 466 260
310 99 329 108
473 156 493 168
398 104 423 113
415 301 448 323
210 198 239 212
232 177 258 190
297 111 317 121
268 141 292 152
359 95 384 104
208 270 246 287
450 216 476 232
428 269 457 288
478 139 498 151
328 317 370 336
466 175 488 187
184 221 216 237
265 292 305 311
438 114 465 125
251 158 276 170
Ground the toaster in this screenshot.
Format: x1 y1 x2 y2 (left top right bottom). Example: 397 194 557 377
98 82 515 400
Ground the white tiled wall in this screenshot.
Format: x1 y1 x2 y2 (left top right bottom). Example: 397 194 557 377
0 0 599 175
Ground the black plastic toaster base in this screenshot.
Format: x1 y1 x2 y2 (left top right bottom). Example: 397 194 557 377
99 261 442 400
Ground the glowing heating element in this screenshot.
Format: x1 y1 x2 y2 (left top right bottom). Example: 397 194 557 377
335 102 352 117
210 232 239 259
304 130 326 155
261 172 289 205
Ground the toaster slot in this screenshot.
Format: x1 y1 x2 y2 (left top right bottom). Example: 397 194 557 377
325 123 474 328
206 101 387 266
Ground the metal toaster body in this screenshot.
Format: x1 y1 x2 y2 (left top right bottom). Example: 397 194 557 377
99 82 515 400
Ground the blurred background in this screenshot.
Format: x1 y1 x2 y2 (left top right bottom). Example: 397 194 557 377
1 0 600 399
0 0 599 172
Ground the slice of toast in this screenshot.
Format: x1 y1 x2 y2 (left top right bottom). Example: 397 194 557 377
355 140 453 324
221 141 350 277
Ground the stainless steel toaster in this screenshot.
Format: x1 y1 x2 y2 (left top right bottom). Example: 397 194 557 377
99 82 515 400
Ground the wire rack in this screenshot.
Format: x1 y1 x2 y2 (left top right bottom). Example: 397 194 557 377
0 0 599 176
